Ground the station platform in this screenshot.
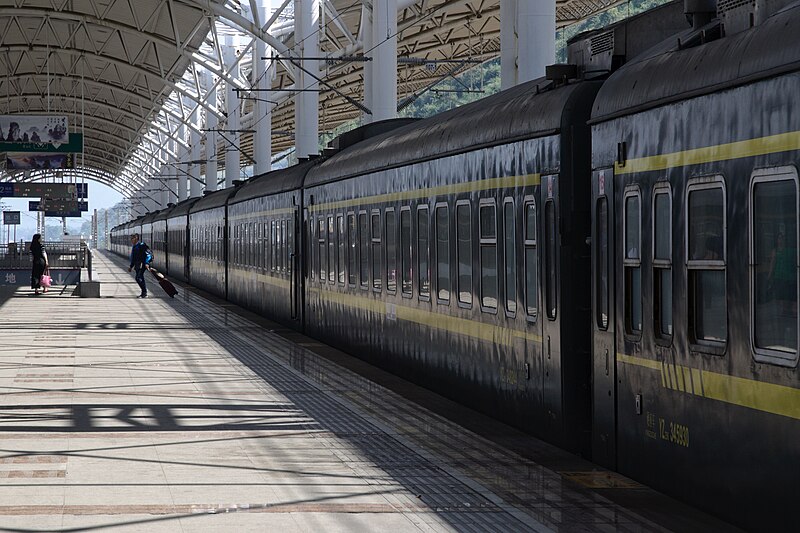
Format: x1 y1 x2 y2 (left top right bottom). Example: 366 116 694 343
0 252 738 532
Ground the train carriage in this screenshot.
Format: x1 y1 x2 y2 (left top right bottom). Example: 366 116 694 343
226 160 317 329
589 3 800 529
303 79 602 449
188 188 240 298
151 206 173 274
164 198 198 282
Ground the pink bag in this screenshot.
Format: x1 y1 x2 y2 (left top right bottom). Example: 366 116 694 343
40 273 52 288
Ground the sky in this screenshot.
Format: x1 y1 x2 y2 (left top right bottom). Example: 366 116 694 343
0 179 123 242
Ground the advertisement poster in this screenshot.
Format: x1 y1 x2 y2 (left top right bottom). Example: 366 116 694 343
0 132 82 153
0 115 68 147
6 152 74 170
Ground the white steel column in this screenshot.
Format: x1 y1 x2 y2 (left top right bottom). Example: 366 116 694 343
371 0 397 121
177 120 188 201
501 0 518 89
518 0 555 83
361 2 373 122
189 104 202 198
167 139 179 205
204 70 218 192
294 0 319 159
254 0 274 175
224 36 241 188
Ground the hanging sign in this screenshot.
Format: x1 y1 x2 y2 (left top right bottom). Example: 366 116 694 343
14 183 78 199
0 132 82 153
0 115 68 147
29 200 87 212
6 153 75 170
3 211 20 225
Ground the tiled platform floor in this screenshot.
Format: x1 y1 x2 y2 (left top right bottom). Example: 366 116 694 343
0 253 738 532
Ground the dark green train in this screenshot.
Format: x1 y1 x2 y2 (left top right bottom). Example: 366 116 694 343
111 2 799 529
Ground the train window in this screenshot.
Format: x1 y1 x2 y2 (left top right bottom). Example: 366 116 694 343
337 214 345 285
503 199 516 316
328 216 335 283
318 217 326 280
401 207 412 296
480 200 498 311
544 200 557 319
524 199 537 318
418 205 431 299
385 209 397 293
281 220 286 272
359 211 369 289
436 204 450 302
371 211 382 291
347 213 357 287
624 190 642 334
653 188 673 339
456 201 472 306
275 220 281 273
596 198 608 329
751 169 798 362
268 222 272 271
687 179 727 347
271 220 277 272
287 217 293 276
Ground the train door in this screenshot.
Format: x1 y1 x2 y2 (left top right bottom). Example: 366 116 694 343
539 174 562 441
591 168 617 468
291 199 302 325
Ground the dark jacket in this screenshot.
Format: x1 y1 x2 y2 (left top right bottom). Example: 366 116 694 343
130 241 151 269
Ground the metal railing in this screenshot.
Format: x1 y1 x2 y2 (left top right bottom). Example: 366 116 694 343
0 241 89 270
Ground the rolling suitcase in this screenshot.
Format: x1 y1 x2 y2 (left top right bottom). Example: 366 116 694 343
148 267 178 298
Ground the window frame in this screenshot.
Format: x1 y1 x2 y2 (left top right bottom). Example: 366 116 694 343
652 183 673 344
417 204 431 301
479 198 499 314
385 207 397 294
685 175 727 353
371 209 383 292
400 206 413 298
503 197 517 318
435 202 451 305
347 211 357 288
456 199 473 309
358 210 370 290
524 196 538 322
337 214 345 286
749 166 799 367
327 215 336 284
623 186 642 338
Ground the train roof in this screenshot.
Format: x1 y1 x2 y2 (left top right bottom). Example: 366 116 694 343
167 197 200 218
190 187 240 213
229 159 319 204
139 212 157 225
305 79 591 186
591 1 800 121
152 205 174 222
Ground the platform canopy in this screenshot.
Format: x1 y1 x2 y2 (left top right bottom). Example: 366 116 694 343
0 0 629 197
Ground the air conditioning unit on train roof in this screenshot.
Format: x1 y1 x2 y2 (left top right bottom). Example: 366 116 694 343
567 0 689 78
717 0 795 34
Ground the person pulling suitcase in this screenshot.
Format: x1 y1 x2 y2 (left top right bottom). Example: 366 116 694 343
128 233 152 298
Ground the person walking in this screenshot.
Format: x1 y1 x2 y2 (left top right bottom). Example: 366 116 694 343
30 234 48 295
128 233 152 298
